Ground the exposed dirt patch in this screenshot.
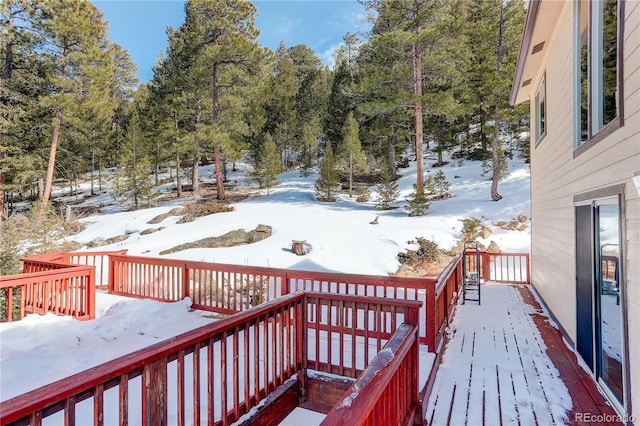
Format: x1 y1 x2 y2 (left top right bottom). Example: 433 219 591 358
392 254 455 279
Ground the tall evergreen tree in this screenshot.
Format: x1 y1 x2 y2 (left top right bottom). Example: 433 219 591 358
315 143 339 202
364 0 467 193
1 0 46 215
264 41 298 171
182 0 267 200
463 0 526 201
39 0 111 204
338 112 366 197
114 109 154 209
255 133 280 195
324 56 355 149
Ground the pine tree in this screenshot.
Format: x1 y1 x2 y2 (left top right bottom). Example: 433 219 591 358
172 0 267 200
265 41 298 171
363 0 467 194
324 57 355 148
433 170 452 199
299 123 318 177
40 0 111 204
256 134 280 195
405 185 430 217
114 110 154 209
338 112 366 197
462 0 526 201
315 143 339 202
375 170 400 210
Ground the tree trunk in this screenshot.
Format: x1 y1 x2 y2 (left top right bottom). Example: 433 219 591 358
192 155 200 192
98 147 103 191
413 44 424 192
214 145 224 199
91 143 95 196
42 105 62 204
175 149 182 198
155 141 160 186
212 63 225 200
388 141 396 180
491 3 505 202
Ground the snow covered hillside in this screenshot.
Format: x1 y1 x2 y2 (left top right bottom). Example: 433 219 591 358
66 151 531 277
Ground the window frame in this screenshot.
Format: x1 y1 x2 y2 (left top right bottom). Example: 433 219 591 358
534 73 547 146
573 0 625 158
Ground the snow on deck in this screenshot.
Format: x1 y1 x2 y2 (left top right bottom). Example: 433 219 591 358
425 284 573 425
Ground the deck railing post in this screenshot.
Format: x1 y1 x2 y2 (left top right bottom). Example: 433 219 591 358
481 251 491 281
297 295 307 403
142 357 168 426
183 262 190 301
426 285 436 352
87 266 96 320
282 271 290 296
108 256 116 294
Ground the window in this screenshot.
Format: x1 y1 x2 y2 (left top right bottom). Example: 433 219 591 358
574 0 623 151
535 74 546 144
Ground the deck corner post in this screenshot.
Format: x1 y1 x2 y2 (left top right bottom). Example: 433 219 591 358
108 255 116 294
88 266 96 320
481 251 491 281
183 262 190 301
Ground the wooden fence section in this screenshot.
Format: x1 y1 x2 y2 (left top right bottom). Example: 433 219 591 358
109 255 289 314
0 250 128 322
433 254 464 352
485 252 530 284
0 292 421 426
303 293 422 378
66 250 127 288
0 266 95 321
108 254 438 348
322 323 420 426
462 251 530 285
288 270 435 349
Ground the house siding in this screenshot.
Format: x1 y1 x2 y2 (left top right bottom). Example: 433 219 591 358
526 0 639 420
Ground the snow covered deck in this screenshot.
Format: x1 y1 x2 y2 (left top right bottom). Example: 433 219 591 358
425 284 621 426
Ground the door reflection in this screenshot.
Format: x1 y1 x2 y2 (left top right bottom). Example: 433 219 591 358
597 204 623 404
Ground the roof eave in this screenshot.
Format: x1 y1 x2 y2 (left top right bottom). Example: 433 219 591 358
510 0 541 106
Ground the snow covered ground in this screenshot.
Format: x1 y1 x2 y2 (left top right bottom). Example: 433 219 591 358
67 152 531 276
1 151 538 423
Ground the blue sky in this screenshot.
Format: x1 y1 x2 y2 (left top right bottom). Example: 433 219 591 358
93 0 371 83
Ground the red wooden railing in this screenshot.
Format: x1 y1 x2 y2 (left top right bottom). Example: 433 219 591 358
66 250 127 288
485 252 530 284
108 254 439 349
1 250 127 322
303 293 422 379
0 249 530 424
0 266 95 321
322 323 420 426
0 292 421 426
462 251 530 285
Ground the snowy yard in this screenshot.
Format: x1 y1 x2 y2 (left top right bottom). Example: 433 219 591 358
2 153 540 423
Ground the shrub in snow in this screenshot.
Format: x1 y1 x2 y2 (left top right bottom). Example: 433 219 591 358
375 170 400 210
405 185 430 216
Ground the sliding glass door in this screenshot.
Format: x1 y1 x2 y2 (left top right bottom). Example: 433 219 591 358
575 197 626 412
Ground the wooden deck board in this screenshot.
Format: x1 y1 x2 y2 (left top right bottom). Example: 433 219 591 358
425 284 622 426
